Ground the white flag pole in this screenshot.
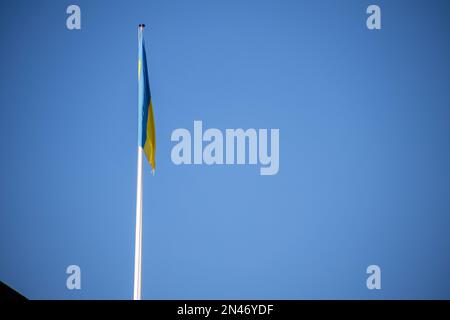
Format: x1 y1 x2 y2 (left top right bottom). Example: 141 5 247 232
133 145 144 300
133 24 145 300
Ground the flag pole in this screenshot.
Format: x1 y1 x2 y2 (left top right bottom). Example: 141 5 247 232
133 23 146 300
133 146 143 300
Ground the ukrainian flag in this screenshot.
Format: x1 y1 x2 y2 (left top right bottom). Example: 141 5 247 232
138 24 156 172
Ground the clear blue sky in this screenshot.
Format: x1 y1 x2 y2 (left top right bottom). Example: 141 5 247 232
1 0 450 299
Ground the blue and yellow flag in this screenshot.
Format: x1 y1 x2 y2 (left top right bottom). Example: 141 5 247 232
138 25 156 172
